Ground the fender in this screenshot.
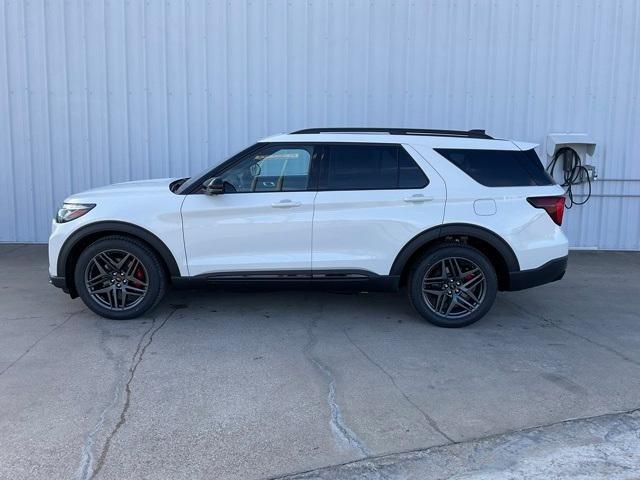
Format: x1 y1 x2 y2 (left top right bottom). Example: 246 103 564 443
57 221 182 281
389 223 520 276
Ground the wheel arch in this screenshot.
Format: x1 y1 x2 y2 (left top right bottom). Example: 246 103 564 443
57 221 181 297
391 223 520 291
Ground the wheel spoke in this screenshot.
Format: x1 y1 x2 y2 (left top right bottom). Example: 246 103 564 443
105 287 117 309
463 273 484 289
91 285 114 295
126 275 148 287
448 258 462 277
445 297 457 315
435 293 447 313
456 295 476 312
423 288 445 296
97 252 118 271
112 289 120 309
463 267 481 277
423 275 447 286
90 258 107 276
87 272 110 288
124 285 146 296
114 253 132 270
440 260 448 278
459 285 479 303
124 256 139 277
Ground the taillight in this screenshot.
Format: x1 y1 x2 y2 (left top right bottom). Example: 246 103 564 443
527 196 565 226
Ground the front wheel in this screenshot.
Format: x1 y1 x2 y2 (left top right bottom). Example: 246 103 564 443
74 236 168 320
408 244 498 328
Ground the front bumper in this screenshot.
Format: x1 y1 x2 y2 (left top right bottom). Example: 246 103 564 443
507 255 568 291
49 275 73 295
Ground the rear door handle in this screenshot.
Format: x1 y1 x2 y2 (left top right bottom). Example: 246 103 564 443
404 194 433 203
271 199 302 208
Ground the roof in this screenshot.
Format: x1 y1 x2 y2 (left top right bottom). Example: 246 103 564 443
291 127 493 138
258 128 524 150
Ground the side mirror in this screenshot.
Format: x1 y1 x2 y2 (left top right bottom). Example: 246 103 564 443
203 177 224 195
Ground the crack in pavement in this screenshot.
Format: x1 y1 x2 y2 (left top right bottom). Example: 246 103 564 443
303 306 372 459
342 328 454 444
75 308 176 480
0 310 84 377
74 318 130 480
502 298 640 368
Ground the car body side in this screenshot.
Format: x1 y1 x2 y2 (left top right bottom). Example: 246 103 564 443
49 134 569 297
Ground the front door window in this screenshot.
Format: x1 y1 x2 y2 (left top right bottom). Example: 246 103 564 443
219 146 313 193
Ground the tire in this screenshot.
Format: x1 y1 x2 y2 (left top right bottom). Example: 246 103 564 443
74 235 168 320
408 243 498 328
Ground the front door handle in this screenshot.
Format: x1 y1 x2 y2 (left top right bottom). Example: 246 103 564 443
271 199 302 208
404 194 433 203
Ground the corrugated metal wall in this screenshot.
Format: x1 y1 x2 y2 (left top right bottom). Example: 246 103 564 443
1 0 639 248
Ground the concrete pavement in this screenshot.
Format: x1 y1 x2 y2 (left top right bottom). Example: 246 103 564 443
0 245 639 479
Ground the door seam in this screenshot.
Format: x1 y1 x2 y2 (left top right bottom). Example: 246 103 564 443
310 190 318 273
178 195 190 277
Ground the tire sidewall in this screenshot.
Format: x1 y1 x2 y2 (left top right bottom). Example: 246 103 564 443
74 237 165 320
409 245 498 328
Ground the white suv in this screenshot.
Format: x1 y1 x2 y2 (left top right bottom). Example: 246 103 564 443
49 128 568 327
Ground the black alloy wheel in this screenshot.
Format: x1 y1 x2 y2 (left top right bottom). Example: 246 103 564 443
74 236 167 319
408 244 498 327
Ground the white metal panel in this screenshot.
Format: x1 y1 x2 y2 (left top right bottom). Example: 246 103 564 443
1 0 639 248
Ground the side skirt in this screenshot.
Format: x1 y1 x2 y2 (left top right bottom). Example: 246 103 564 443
171 270 401 292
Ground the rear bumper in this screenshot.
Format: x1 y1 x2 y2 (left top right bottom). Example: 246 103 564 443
507 255 568 291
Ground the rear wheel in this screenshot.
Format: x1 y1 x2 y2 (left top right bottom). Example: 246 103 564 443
408 244 497 328
74 236 167 319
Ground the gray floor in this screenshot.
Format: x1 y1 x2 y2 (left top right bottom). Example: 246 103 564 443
0 245 639 480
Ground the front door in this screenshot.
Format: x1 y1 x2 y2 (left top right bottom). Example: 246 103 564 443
181 144 317 277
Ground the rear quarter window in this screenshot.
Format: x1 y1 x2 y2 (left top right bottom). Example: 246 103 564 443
435 148 554 187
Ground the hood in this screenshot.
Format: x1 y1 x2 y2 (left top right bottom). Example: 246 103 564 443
65 178 178 203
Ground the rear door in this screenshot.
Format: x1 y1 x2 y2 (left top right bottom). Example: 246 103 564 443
312 143 446 276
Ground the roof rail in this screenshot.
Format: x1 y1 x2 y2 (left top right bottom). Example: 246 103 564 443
290 127 493 139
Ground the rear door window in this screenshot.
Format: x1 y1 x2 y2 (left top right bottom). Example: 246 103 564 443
435 148 554 187
398 147 429 188
319 145 428 190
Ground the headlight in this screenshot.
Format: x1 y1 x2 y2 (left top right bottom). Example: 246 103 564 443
55 203 96 223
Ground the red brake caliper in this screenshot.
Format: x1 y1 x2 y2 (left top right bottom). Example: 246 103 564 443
132 265 145 287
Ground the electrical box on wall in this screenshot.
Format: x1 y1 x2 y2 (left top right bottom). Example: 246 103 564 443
545 133 597 208
546 133 597 184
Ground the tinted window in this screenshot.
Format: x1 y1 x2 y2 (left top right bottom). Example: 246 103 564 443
398 148 429 188
320 145 428 190
219 146 312 192
435 148 554 187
